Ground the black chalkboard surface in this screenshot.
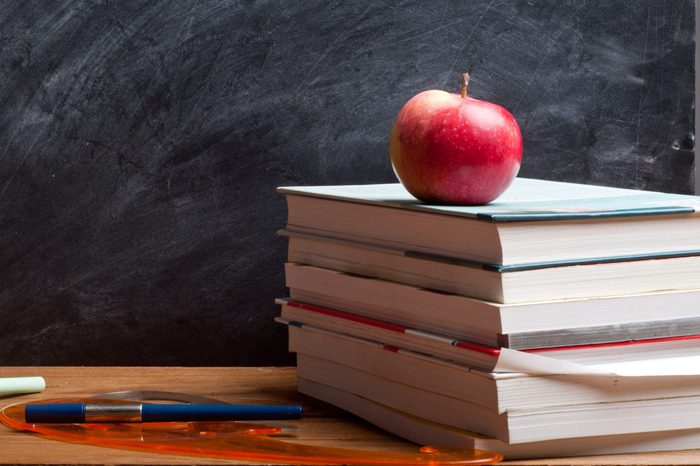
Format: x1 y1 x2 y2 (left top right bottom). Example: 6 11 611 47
0 1 694 365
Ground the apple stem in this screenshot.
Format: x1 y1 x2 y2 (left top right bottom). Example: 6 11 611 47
460 72 470 98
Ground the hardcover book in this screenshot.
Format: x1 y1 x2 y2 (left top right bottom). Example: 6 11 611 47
283 230 700 304
278 178 700 268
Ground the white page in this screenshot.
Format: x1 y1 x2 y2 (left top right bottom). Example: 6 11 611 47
495 348 614 375
495 348 700 376
591 355 700 376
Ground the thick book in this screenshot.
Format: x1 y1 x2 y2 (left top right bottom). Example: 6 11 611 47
283 229 700 304
283 321 700 414
301 379 700 460
275 299 700 358
296 352 700 444
284 262 700 348
278 178 700 268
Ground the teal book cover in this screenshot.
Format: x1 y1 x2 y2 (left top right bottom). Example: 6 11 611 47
279 178 700 222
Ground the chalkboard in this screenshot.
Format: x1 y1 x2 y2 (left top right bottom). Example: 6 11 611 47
0 1 694 365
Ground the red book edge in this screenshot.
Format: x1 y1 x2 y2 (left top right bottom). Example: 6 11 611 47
284 299 501 357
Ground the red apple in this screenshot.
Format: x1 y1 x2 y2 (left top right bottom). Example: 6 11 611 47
389 73 522 205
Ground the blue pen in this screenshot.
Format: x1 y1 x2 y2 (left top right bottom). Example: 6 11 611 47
24 402 303 423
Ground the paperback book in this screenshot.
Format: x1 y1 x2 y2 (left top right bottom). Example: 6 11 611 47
295 351 700 444
301 379 700 460
283 320 700 413
284 263 700 348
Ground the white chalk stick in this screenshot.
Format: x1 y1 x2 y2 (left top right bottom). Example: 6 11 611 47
0 377 46 396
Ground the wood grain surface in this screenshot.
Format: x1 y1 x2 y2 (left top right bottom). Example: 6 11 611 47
2 367 700 465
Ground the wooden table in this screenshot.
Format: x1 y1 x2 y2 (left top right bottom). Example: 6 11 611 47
2 367 700 465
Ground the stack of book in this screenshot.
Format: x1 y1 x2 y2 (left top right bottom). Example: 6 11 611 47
275 178 700 459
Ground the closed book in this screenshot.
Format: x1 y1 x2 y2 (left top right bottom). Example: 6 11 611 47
278 178 700 268
284 263 700 348
301 379 700 460
284 321 700 414
283 229 700 304
295 352 700 444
